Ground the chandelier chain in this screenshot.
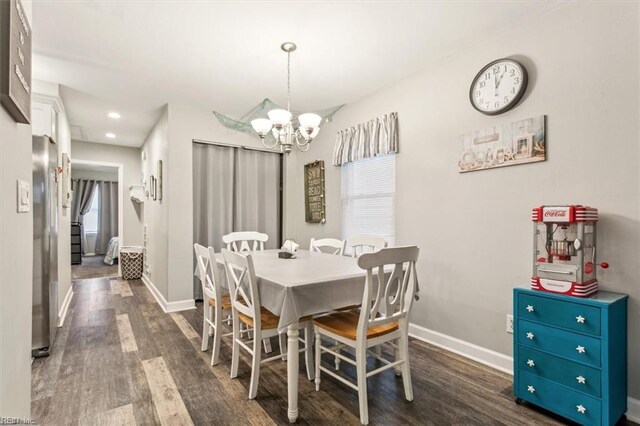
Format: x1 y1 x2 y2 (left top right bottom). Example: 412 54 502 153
286 51 291 112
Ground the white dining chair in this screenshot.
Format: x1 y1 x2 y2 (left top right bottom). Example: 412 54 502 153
345 235 388 257
194 243 232 366
222 231 269 252
310 238 346 255
223 231 275 353
222 249 315 399
313 246 420 425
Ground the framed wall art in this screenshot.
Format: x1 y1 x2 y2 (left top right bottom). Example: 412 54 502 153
304 160 325 224
458 115 545 173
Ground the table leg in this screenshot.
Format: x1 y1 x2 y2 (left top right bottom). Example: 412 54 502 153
287 321 299 423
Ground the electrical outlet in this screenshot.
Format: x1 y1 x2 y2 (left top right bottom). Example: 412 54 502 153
506 314 514 334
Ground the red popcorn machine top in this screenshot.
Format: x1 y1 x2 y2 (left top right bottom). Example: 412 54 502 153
531 205 608 297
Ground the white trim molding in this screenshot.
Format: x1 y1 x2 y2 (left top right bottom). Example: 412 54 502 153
409 323 513 374
409 322 640 422
57 287 73 327
141 274 195 313
627 398 640 424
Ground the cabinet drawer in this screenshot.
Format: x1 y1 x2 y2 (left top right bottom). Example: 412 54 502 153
518 320 601 367
518 293 601 336
518 371 601 425
517 345 601 398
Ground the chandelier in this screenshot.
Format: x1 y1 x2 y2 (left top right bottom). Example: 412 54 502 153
212 43 343 154
250 42 322 154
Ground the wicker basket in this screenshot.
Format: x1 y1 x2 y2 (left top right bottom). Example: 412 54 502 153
120 246 143 280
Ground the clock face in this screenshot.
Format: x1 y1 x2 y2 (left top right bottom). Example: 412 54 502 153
470 59 528 115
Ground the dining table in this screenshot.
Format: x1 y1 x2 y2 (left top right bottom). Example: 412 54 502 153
213 248 372 423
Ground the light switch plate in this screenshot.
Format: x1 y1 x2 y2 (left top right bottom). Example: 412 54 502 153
17 179 30 213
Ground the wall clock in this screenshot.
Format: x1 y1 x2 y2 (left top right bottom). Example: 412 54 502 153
469 58 528 115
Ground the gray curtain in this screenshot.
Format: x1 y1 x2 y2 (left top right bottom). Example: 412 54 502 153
234 148 281 246
332 112 399 166
95 181 118 255
192 142 282 299
71 179 98 254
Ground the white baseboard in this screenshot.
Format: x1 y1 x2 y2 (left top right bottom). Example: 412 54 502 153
409 322 513 374
141 274 195 313
57 287 73 327
408 322 640 422
627 397 640 423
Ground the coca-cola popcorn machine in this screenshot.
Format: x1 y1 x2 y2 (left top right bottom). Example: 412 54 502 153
530 205 608 297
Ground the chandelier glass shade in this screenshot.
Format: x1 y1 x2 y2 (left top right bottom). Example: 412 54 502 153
213 43 344 154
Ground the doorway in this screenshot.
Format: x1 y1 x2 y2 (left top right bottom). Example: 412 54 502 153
70 160 124 280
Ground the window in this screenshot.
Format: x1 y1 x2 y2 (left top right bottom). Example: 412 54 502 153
83 186 100 233
341 154 396 249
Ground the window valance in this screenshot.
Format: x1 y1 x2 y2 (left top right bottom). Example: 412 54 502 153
332 112 398 166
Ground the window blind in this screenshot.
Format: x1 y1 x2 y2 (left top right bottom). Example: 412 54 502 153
341 154 396 247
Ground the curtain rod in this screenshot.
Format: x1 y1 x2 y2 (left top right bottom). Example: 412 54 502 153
192 139 283 155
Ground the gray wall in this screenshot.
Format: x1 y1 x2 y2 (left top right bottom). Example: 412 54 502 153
0 109 33 418
71 140 143 247
0 5 33 417
141 107 169 299
287 3 640 398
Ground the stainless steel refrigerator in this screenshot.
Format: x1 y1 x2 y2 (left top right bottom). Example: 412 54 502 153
32 135 59 358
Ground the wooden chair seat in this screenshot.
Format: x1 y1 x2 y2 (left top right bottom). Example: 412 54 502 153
239 307 312 331
239 306 280 330
208 294 232 310
313 310 398 340
335 304 360 312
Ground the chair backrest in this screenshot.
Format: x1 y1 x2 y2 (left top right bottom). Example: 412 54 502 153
356 246 419 338
194 243 222 302
222 231 269 252
221 249 261 329
309 238 346 256
346 235 388 257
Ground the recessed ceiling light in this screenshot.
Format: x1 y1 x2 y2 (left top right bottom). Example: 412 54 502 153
105 132 116 139
108 112 121 119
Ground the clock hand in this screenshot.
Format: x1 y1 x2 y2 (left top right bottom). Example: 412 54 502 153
497 71 506 88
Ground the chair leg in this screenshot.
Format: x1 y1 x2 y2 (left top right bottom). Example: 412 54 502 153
263 338 273 354
304 323 315 381
334 340 341 370
399 332 413 401
201 306 209 352
279 333 287 361
208 305 214 337
230 313 240 379
356 343 369 425
211 307 222 366
314 327 321 391
249 329 262 399
394 338 401 376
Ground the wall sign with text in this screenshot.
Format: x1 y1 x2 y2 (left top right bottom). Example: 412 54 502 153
0 0 32 124
304 160 326 224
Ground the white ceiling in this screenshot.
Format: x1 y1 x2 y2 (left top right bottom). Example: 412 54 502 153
32 1 563 148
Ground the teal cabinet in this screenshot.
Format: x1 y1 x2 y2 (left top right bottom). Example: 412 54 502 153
513 288 627 425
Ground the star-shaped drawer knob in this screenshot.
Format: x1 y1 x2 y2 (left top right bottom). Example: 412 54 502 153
576 315 585 324
577 404 587 414
526 359 535 367
576 376 586 384
526 305 534 313
526 332 535 340
527 385 535 394
576 345 586 354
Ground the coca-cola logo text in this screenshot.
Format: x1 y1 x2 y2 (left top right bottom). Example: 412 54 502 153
544 210 566 217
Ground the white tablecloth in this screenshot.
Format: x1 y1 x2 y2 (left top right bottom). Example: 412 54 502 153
214 249 368 332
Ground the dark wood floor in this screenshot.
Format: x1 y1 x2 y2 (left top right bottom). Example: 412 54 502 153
31 277 634 425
